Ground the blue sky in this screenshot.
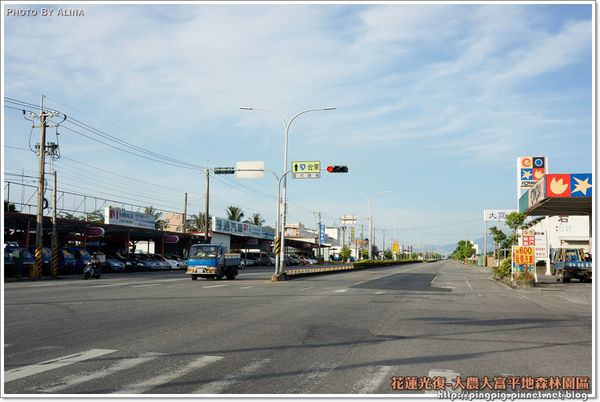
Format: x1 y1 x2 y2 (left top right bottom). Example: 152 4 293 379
2 2 594 251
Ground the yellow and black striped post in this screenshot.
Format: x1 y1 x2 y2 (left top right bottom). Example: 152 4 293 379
33 245 43 278
51 244 59 277
274 236 281 256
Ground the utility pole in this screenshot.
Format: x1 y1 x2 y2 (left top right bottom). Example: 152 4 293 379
183 192 188 233
34 95 47 279
51 171 58 277
315 212 322 261
204 170 210 243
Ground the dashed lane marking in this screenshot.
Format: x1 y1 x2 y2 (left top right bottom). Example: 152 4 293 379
464 277 473 290
40 352 164 393
296 362 339 392
114 355 223 394
132 284 161 288
4 349 117 383
428 369 461 393
193 358 270 394
352 365 393 393
202 284 228 289
334 289 348 293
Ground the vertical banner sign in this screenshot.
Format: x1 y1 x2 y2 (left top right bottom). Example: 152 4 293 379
521 230 535 246
535 231 547 260
319 223 326 244
512 246 535 281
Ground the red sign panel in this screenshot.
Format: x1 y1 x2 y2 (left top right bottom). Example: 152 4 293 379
546 174 571 198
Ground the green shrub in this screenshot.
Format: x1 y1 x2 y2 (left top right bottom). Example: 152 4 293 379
493 258 512 278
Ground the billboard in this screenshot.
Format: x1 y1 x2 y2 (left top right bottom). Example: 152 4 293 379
212 216 275 240
546 174 592 198
104 207 156 229
483 209 515 221
517 156 547 196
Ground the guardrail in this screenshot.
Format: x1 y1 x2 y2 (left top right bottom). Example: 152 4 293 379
282 260 422 279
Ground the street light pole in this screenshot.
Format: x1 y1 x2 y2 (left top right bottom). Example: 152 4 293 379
349 191 390 260
241 106 335 279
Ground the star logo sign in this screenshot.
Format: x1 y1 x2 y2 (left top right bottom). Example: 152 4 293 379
521 169 532 180
571 174 592 197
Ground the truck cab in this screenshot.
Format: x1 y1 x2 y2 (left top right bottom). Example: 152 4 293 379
186 244 240 280
551 248 592 283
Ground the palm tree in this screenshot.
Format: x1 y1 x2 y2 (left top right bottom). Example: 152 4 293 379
144 206 166 230
226 206 245 222
249 213 265 226
189 212 211 232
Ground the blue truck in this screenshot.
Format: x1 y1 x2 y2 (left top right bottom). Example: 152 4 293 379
186 244 241 280
551 248 592 283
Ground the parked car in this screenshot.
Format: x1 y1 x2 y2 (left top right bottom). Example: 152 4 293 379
59 248 78 274
4 245 34 276
286 255 300 265
299 255 318 265
27 246 52 275
108 252 135 271
165 254 187 270
104 256 126 272
127 254 153 271
257 253 275 266
149 254 171 270
63 247 92 273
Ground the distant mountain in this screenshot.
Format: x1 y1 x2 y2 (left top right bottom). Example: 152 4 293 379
438 234 495 255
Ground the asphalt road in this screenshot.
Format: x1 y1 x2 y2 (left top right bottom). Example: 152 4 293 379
3 260 592 396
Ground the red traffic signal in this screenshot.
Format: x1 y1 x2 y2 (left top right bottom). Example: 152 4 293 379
327 165 348 173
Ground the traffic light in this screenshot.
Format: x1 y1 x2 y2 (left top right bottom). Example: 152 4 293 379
213 167 235 174
326 165 348 173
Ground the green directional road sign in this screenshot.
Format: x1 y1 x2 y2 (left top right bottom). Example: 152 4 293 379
291 160 321 179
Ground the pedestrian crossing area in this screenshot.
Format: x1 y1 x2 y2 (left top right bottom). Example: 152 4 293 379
3 346 463 395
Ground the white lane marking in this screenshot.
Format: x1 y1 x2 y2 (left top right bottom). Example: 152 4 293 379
334 289 348 293
41 352 164 392
352 365 393 394
115 355 223 394
239 272 267 276
132 284 161 288
352 281 366 286
464 277 473 290
239 286 253 289
297 287 313 291
297 362 339 391
375 291 386 295
193 358 270 394
4 349 117 383
92 283 130 288
203 284 228 289
428 369 460 393
430 274 439 284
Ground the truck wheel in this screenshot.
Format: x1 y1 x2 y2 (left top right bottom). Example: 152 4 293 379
191 275 198 280
216 275 223 280
556 270 563 282
226 272 236 280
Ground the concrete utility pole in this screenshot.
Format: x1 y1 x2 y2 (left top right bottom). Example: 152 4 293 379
204 169 210 243
51 171 58 277
183 192 188 233
316 212 322 261
34 95 47 279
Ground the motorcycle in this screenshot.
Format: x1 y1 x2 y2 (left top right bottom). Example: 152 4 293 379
83 260 101 279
